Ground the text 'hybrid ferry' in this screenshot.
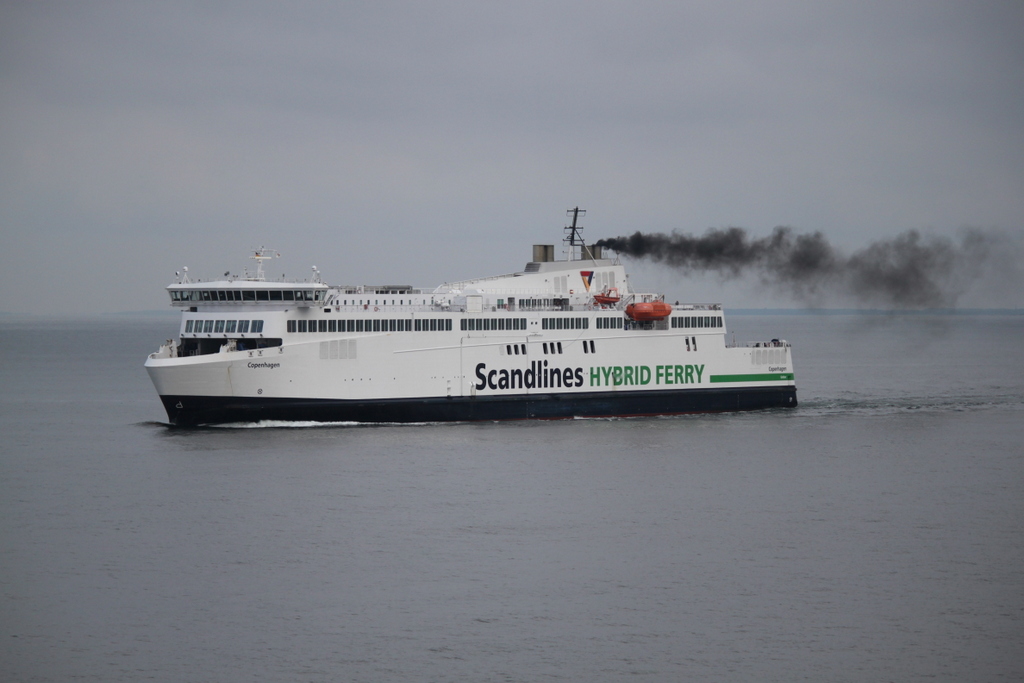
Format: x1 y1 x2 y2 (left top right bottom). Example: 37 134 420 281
146 209 796 425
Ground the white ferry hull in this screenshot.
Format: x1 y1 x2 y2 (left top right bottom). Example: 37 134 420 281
146 330 796 425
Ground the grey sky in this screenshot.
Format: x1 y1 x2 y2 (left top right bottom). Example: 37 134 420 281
2 1 1022 314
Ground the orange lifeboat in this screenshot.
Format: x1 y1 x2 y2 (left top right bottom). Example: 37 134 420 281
593 287 620 306
625 300 673 321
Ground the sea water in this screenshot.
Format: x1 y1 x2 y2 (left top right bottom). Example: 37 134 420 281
1 313 1022 682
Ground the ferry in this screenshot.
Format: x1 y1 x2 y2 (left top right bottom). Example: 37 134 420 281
145 209 797 425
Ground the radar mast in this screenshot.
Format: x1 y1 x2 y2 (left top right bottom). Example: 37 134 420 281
564 207 587 261
247 246 280 281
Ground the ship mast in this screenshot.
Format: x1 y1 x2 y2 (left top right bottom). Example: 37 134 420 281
248 246 280 281
564 206 587 261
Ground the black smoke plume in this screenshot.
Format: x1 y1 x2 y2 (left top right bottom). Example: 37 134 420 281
594 226 1008 308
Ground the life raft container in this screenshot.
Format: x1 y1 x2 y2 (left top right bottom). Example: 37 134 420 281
625 300 673 321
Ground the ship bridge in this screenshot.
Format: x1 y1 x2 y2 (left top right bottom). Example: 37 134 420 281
168 281 329 307
168 247 328 308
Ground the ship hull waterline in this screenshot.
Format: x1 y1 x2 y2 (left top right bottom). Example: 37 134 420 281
158 385 797 426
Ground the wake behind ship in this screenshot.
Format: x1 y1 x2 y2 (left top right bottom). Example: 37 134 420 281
145 211 796 425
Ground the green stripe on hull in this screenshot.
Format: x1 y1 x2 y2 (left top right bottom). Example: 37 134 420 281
710 373 794 383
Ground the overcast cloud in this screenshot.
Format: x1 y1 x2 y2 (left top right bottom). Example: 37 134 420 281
1 1 1022 314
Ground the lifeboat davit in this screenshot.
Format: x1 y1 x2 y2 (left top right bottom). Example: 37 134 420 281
593 288 620 306
625 300 673 321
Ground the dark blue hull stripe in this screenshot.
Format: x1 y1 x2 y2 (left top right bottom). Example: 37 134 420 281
160 386 798 426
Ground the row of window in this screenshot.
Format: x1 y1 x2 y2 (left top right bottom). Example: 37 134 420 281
181 315 722 337
172 289 324 303
545 340 598 354
461 318 528 331
185 319 265 334
287 318 454 333
542 317 590 330
671 316 722 329
337 299 427 306
504 340 599 356
595 317 623 329
518 298 569 310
